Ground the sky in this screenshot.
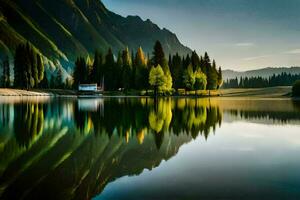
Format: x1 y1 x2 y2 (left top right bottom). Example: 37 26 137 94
102 0 300 70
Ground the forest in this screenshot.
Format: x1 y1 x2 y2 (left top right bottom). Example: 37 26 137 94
73 41 223 93
1 41 223 94
222 73 300 89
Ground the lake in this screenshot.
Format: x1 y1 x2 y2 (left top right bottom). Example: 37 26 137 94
0 97 300 200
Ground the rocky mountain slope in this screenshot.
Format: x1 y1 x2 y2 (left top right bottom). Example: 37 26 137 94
0 0 191 74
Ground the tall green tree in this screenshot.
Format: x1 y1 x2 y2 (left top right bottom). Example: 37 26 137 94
37 54 44 83
194 69 207 90
39 70 49 89
55 68 63 88
152 41 165 67
73 57 87 87
183 64 196 90
149 65 165 96
104 48 116 90
1 56 10 87
90 50 104 85
134 47 148 89
121 47 132 90
170 53 184 89
191 51 200 71
207 59 218 90
217 67 223 89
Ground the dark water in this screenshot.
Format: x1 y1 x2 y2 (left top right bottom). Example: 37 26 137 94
0 97 300 200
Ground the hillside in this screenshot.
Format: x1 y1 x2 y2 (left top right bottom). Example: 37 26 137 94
223 67 300 80
0 0 191 74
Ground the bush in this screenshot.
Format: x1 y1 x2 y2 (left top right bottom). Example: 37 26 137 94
292 80 300 97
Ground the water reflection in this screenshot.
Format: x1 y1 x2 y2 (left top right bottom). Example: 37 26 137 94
0 97 299 200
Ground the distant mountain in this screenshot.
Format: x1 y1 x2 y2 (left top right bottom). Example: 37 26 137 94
0 0 191 74
223 67 300 80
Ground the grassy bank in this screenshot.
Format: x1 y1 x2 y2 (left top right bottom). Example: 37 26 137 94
0 86 292 98
219 86 292 98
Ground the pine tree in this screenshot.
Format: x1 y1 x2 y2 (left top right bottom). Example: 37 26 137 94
104 48 116 90
37 54 44 83
170 53 184 89
134 47 148 89
39 70 49 89
217 67 223 88
91 50 104 85
191 51 200 71
152 41 165 67
73 57 87 88
1 56 10 87
121 47 132 90
55 68 63 88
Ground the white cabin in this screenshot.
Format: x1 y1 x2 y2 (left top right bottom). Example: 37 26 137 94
78 84 98 92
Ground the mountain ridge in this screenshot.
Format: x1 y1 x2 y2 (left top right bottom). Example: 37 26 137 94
0 0 192 74
223 67 300 80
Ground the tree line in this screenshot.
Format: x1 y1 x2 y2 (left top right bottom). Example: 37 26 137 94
1 41 223 93
73 40 223 93
222 73 300 88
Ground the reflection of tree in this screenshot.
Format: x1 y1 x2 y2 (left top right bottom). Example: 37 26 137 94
14 103 44 147
227 108 300 123
0 104 11 128
149 99 172 133
171 99 222 139
0 98 223 200
74 104 93 134
74 98 223 145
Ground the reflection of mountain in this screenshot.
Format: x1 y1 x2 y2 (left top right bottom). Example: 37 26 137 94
0 98 221 200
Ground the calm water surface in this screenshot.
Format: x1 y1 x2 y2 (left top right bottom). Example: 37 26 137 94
0 97 300 200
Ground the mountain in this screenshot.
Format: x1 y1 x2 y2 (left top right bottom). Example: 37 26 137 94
223 67 300 80
0 0 191 74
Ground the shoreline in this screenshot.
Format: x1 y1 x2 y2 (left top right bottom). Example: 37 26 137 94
0 87 293 98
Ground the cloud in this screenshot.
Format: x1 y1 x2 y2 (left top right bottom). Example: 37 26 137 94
284 49 300 54
243 54 272 61
235 42 255 47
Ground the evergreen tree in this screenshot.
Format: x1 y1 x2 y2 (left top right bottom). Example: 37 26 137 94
50 74 55 88
39 70 49 89
91 50 104 85
152 41 165 67
55 68 63 88
37 54 44 83
1 56 10 87
207 59 218 90
170 53 183 89
73 57 87 88
191 51 200 71
134 47 148 89
217 66 223 88
121 47 132 90
202 52 211 76
104 48 116 90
